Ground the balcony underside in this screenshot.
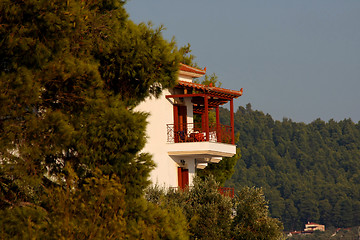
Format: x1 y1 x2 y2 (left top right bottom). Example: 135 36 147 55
167 141 236 158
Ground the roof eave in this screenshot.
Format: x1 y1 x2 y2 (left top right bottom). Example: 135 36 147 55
179 70 205 78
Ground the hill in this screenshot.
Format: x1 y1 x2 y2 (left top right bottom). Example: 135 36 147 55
221 104 360 231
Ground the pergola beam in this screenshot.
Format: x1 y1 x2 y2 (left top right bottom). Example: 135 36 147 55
166 93 206 99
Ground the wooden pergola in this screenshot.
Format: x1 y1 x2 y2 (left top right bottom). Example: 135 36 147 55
166 80 243 145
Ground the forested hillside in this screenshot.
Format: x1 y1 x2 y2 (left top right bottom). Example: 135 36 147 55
221 104 360 231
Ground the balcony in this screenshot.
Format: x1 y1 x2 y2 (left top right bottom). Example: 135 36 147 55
166 82 243 147
166 123 232 144
166 123 236 158
165 81 242 159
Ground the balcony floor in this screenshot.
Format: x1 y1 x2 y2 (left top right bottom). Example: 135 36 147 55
167 141 236 158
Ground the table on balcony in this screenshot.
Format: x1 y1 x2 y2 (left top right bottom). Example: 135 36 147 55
190 132 205 142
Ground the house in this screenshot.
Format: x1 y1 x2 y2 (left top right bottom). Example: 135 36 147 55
136 63 243 189
287 222 325 237
304 222 325 232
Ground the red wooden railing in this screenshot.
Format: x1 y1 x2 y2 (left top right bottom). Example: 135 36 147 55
218 187 235 198
166 123 232 144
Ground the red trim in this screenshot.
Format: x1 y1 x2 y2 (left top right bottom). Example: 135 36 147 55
216 106 221 142
173 105 179 143
230 99 234 145
201 112 205 134
204 95 209 141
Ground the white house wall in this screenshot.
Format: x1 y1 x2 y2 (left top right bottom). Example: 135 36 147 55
135 89 196 188
185 97 193 125
178 75 193 82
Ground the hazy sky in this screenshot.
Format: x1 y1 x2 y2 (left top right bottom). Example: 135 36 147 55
125 1 360 123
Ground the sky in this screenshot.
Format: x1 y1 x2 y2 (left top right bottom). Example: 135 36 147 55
125 0 360 123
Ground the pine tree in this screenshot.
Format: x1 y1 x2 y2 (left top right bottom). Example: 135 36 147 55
226 104 360 230
0 0 187 237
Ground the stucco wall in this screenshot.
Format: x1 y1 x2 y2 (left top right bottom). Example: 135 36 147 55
135 89 195 188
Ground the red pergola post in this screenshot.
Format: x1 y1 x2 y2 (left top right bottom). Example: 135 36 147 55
204 95 209 141
230 99 234 144
201 112 205 132
216 106 221 142
173 105 178 143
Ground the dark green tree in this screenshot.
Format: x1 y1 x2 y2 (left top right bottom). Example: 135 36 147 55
170 176 233 240
232 186 283 240
0 0 189 237
146 177 283 240
225 104 360 230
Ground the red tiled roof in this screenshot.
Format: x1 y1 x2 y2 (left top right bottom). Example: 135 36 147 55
179 63 206 76
177 80 243 99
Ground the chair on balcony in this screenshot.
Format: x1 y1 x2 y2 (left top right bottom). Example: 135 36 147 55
194 132 205 142
189 130 205 142
177 130 187 142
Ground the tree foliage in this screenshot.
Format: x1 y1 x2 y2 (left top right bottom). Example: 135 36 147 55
0 0 189 237
1 167 127 239
225 104 360 231
147 176 283 240
232 187 284 240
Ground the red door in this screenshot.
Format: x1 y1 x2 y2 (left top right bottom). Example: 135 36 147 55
174 105 187 142
178 167 189 190
178 106 187 131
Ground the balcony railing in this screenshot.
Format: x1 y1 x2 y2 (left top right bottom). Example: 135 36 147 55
218 187 235 198
166 123 232 144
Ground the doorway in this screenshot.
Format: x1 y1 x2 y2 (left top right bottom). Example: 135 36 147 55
177 167 189 189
